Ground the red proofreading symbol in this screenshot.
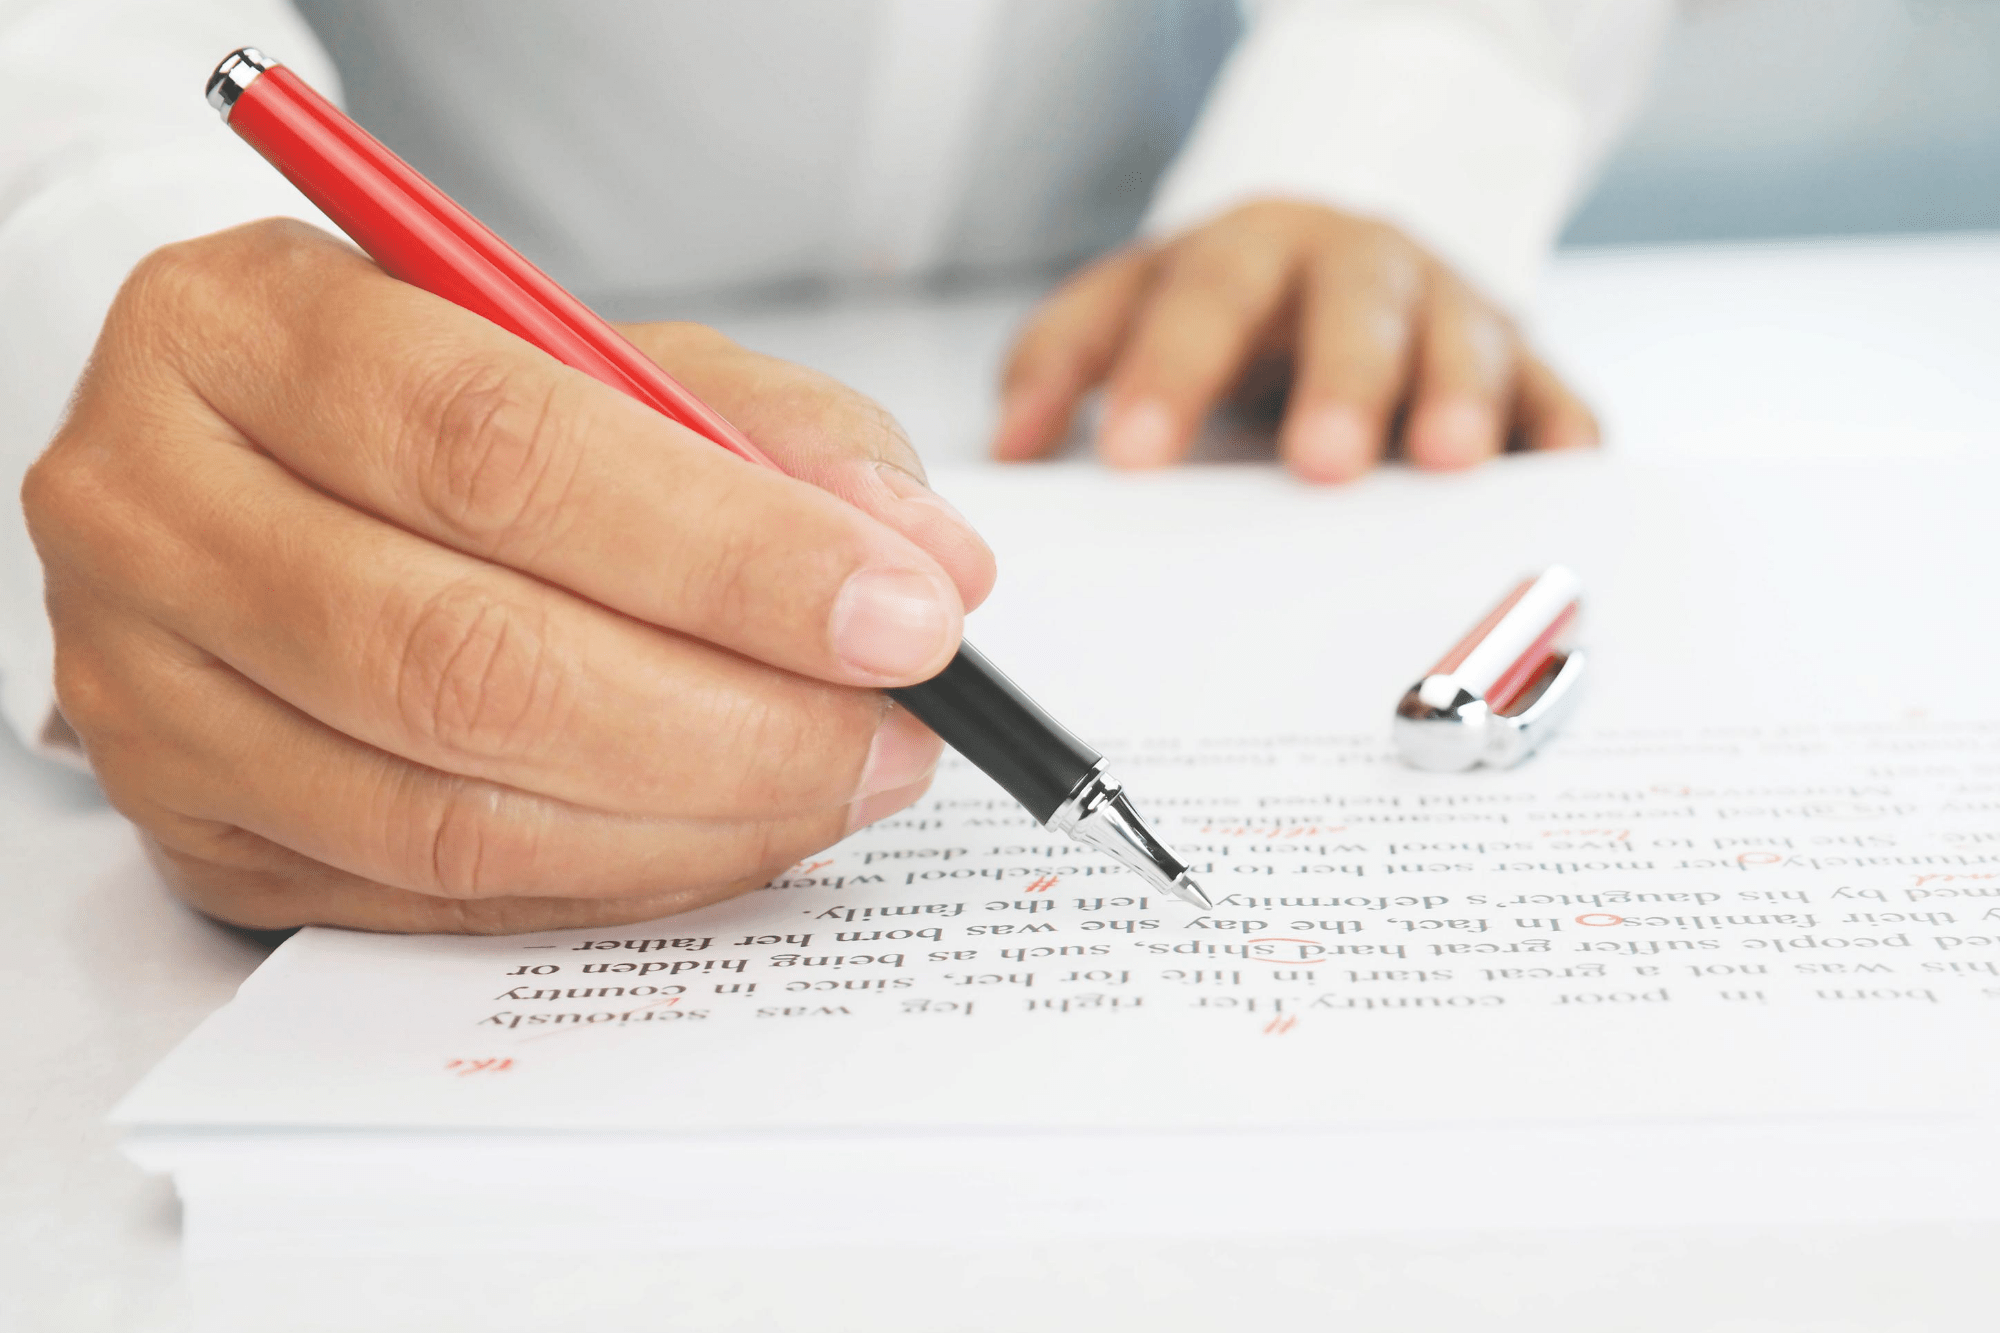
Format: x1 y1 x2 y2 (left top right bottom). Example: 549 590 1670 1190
1024 874 1059 893
1263 1016 1298 1036
1575 913 1626 927
445 1058 514 1075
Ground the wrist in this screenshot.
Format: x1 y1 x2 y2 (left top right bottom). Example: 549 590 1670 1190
1145 5 1586 312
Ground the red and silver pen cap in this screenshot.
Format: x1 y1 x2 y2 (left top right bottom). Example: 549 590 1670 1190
1394 566 1585 772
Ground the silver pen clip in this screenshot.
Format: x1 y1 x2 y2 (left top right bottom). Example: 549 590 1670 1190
1394 566 1586 772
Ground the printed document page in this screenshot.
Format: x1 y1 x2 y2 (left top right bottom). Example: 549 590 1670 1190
118 718 2000 1134
116 458 2000 1135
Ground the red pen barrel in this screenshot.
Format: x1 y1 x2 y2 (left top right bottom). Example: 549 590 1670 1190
223 62 775 470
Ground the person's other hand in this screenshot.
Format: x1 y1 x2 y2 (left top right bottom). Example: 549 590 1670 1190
992 200 1597 482
23 220 994 934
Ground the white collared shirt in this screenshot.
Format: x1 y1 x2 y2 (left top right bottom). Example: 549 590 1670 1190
0 0 1671 757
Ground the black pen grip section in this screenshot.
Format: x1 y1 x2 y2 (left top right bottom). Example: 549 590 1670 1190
888 641 1101 823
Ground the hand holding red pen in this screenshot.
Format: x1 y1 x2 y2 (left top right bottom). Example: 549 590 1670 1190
23 220 995 932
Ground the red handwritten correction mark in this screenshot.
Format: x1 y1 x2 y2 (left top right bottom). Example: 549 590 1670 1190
445 1058 514 1076
1263 1016 1298 1036
1023 874 1059 893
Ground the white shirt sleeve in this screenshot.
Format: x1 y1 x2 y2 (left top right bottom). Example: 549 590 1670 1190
0 0 339 764
1144 0 1677 311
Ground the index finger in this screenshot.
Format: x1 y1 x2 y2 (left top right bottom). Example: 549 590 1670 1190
619 320 998 613
1097 219 1300 468
991 247 1159 462
151 221 964 689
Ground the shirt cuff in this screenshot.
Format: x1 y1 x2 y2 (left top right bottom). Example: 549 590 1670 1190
0 139 333 768
1143 3 1587 313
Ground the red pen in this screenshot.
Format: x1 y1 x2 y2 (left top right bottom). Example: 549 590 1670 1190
203 48 1211 908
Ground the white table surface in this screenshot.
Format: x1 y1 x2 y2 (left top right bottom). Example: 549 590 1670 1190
8 233 2000 1332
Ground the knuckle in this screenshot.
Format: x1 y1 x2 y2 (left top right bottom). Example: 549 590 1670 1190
143 824 344 932
47 639 133 759
142 832 261 922
392 583 573 764
24 443 180 621
1317 220 1422 301
58 703 176 838
113 221 309 334
104 219 342 398
1348 215 1408 257
230 214 350 269
619 319 750 394
48 648 103 735
1163 241 1249 293
1161 243 1286 326
1442 306 1516 384
19 447 102 550
115 238 215 327
95 247 212 390
644 319 740 359
407 356 579 557
1222 198 1310 239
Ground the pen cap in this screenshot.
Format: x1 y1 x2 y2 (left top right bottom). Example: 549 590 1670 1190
1394 567 1584 772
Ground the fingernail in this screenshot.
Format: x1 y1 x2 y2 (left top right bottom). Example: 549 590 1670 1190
830 567 957 679
1408 399 1499 470
1289 405 1372 483
846 771 936 835
1098 397 1177 468
853 706 942 804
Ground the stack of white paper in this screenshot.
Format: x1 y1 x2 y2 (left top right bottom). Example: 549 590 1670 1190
116 458 2000 1257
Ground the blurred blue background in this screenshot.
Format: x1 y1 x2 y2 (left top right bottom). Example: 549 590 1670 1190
1568 0 2000 245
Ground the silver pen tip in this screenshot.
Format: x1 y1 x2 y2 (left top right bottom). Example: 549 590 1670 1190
1045 765 1213 911
1170 874 1213 911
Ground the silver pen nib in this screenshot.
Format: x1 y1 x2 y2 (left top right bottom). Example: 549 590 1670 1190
1168 872 1213 910
1046 762 1210 910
